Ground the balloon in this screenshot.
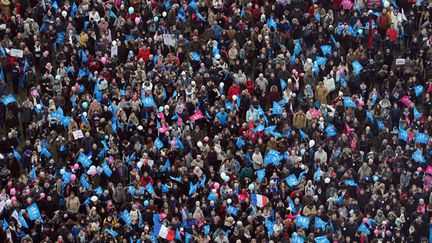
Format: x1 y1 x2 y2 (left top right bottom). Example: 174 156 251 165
215 54 221 60
62 11 67 18
374 229 379 235
203 136 209 142
6 199 11 206
154 16 159 22
87 169 92 175
144 200 149 206
384 1 390 8
362 218 368 224
101 57 107 64
309 140 315 148
221 172 227 179
90 165 96 171
232 95 237 101
11 196 16 202
385 230 391 236
60 169 66 175
135 17 141 25
10 188 16 196
299 73 305 77
292 69 297 75
112 40 117 46
213 182 220 190
74 164 79 170
91 170 97 176
248 183 255 190
162 11 167 17
128 7 134 14
170 140 176 146
137 161 143 168
40 193 45 199
373 175 379 182
339 69 345 75
358 28 363 35
197 141 203 147
417 167 423 172
224 175 230 182
324 178 330 184
71 174 76 181
82 102 88 109
24 189 30 195
300 148 306 156
227 198 232 204
7 181 12 189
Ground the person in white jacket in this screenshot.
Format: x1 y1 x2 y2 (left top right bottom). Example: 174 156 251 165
252 148 263 170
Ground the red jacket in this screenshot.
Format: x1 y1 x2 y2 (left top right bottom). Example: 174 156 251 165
228 85 241 100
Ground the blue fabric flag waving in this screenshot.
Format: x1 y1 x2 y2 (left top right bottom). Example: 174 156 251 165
295 215 310 229
343 97 357 108
321 45 332 55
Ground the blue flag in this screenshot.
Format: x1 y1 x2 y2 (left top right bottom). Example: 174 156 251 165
105 228 119 237
101 161 112 177
154 138 163 150
257 169 266 183
272 101 283 115
358 223 371 235
343 97 357 108
170 176 182 182
294 40 302 55
145 183 155 194
161 184 170 193
77 153 92 168
412 150 426 163
321 45 332 55
314 217 327 231
285 174 299 188
398 128 408 142
26 203 42 221
315 236 330 243
295 215 310 229
176 228 182 240
366 110 374 122
292 234 305 243
266 17 277 30
236 137 245 148
325 124 337 137
377 120 384 130
191 52 201 61
288 198 297 214
161 160 170 172
414 107 421 120
352 60 363 75
208 191 217 202
29 166 36 181
415 132 429 144
299 129 307 140
253 124 265 132
204 225 210 235
142 96 156 107
120 210 132 225
227 205 238 216
176 137 184 150
18 211 29 228
280 79 287 90
2 220 8 230
188 182 199 195
316 56 327 65
80 174 90 190
2 94 17 105
344 179 358 187
414 85 424 97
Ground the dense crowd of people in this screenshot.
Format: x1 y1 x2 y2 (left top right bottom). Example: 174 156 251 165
0 0 432 242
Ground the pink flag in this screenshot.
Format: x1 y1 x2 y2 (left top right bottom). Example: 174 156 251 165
309 108 321 119
159 122 169 133
190 109 205 121
400 96 412 107
408 132 414 142
345 122 354 133
341 0 354 10
426 166 432 176
178 116 183 126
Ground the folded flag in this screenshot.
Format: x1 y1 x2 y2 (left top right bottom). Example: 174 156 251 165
251 194 269 208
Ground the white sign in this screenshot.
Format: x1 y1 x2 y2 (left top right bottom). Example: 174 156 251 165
395 58 405 65
111 45 118 57
163 34 176 47
72 130 84 140
10 49 23 58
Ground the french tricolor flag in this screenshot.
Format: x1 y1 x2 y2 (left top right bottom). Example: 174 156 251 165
154 222 175 241
251 194 269 208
